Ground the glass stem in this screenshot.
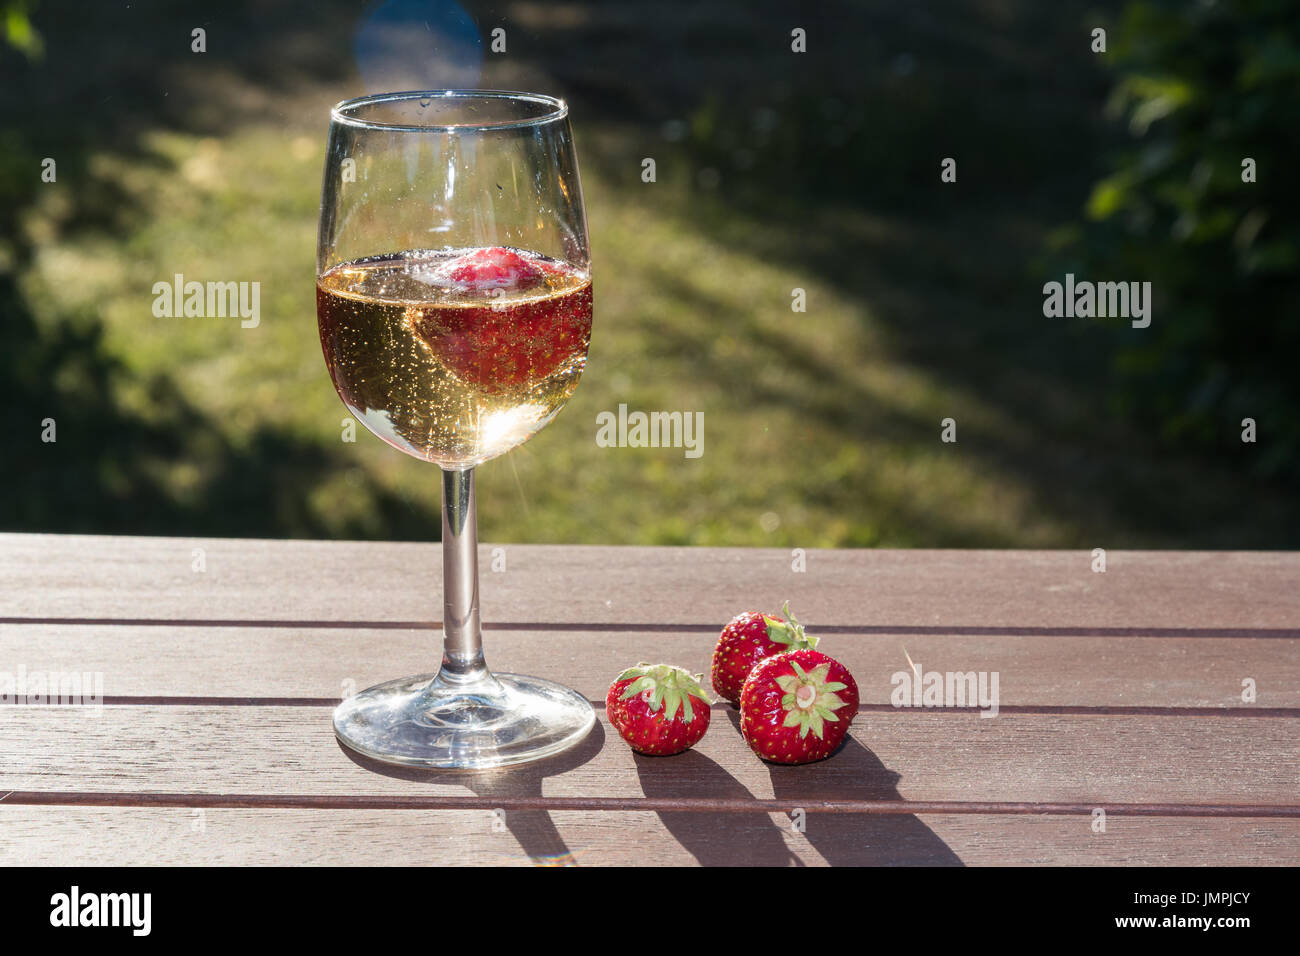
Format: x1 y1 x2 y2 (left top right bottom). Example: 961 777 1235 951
438 467 490 686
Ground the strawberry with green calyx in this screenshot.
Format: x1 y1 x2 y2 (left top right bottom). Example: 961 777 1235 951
710 601 819 705
739 649 859 765
607 663 712 756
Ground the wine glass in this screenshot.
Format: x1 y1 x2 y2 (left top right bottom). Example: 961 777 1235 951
317 91 595 768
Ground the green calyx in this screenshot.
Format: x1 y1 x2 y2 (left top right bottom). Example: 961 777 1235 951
762 600 819 651
774 659 849 740
618 662 712 724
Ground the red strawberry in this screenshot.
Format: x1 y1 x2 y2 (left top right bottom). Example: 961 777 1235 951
412 247 592 391
435 246 545 291
740 649 859 764
606 663 712 756
711 601 818 705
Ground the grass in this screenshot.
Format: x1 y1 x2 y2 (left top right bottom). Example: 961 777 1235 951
2 0 1296 548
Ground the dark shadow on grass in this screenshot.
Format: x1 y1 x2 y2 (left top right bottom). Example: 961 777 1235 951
0 271 435 538
0 0 440 539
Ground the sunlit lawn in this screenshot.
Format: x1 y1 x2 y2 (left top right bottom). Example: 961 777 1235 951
13 108 1065 547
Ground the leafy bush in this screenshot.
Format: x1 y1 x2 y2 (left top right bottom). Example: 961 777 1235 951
1071 0 1300 477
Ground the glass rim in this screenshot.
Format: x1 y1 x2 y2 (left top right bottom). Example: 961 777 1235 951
330 90 569 132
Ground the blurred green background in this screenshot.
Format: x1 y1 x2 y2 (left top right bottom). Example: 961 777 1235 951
1 0 1297 547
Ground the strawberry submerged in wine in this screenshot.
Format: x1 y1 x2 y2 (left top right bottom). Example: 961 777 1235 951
317 246 592 468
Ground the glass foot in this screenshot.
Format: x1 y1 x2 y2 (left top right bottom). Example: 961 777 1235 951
333 671 596 769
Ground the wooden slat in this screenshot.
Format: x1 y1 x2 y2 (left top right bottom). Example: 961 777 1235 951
3 534 1298 630
1 806 1296 866
1 624 1294 708
2 534 1295 865
1 706 1295 805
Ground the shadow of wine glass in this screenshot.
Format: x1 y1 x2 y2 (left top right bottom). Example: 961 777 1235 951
337 720 606 866
724 710 964 866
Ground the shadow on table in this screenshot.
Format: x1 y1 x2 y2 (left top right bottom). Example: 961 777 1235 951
634 748 803 865
338 721 606 866
716 710 964 866
338 710 963 866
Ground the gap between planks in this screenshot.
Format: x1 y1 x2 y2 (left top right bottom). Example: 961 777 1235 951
2 698 1296 717
2 617 1298 638
2 792 1298 817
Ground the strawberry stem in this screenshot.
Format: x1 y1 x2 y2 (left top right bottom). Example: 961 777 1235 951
764 601 819 650
616 663 711 722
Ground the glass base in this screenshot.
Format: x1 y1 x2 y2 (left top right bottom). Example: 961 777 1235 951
333 671 596 769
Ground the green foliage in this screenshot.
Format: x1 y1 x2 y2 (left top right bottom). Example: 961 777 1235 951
2 0 42 59
1074 0 1300 476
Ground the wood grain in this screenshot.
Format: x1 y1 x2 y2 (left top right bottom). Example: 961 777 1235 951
2 534 1295 866
1 806 1296 866
1 706 1295 805
3 534 1297 630
0 623 1294 706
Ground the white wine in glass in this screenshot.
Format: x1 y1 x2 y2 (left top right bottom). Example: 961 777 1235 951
317 91 595 768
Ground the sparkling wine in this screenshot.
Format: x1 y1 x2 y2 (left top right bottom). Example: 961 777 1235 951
317 247 592 468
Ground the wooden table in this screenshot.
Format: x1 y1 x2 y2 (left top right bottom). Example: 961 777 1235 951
1 534 1296 865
